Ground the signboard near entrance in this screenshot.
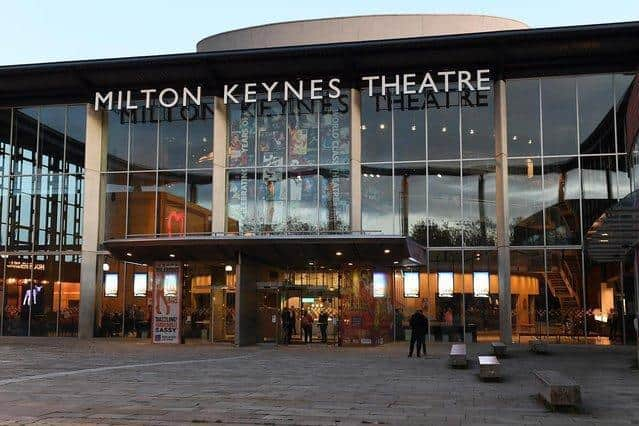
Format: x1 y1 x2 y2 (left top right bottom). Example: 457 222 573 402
152 261 182 344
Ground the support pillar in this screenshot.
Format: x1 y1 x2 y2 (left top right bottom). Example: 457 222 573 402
494 79 512 344
350 88 362 233
212 96 227 234
235 252 258 346
78 105 105 339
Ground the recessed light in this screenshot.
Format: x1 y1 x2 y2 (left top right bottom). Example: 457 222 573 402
411 124 417 131
601 233 609 236
169 253 176 258
441 126 447 133
393 261 399 265
126 252 132 257
528 139 533 144
469 129 475 135
379 123 385 130
512 135 518 141
361 124 367 130
225 265 232 272
336 251 343 256
437 173 442 178
309 261 315 266
375 174 380 178
384 249 391 254
347 262 353 266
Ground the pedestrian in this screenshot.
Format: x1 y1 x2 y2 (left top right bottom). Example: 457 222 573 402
318 310 329 343
301 310 314 344
408 309 428 358
281 307 293 344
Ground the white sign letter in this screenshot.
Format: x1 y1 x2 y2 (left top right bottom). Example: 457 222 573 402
182 86 201 106
224 84 239 104
361 76 379 95
94 91 113 111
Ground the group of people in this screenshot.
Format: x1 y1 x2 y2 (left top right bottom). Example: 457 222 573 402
281 307 330 344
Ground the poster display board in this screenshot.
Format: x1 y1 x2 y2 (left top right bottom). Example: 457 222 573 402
403 271 420 298
152 261 182 344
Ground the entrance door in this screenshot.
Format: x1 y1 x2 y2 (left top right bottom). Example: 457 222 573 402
257 288 279 343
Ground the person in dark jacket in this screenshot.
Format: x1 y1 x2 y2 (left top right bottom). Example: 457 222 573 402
318 311 329 343
408 309 428 358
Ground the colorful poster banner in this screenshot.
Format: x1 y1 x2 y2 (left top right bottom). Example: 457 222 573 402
152 261 182 344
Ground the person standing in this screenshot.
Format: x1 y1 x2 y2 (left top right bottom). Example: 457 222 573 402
281 307 293 344
301 310 314 344
318 310 329 343
408 309 427 358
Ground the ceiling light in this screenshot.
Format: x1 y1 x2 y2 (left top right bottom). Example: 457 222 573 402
393 261 399 265
375 174 380 178
411 124 417 131
528 139 533 145
308 261 315 266
347 262 353 266
225 265 233 272
102 263 110 272
336 251 343 256
384 249 391 254
126 252 132 257
441 126 447 133
361 124 367 130
379 123 385 130
437 173 442 178
169 253 176 258
469 129 475 135
601 233 609 236
512 135 518 141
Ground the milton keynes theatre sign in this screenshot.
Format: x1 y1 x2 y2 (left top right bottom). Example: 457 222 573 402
94 70 491 111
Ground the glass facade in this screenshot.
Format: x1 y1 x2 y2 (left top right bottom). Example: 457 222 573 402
102 99 214 239
0 105 85 336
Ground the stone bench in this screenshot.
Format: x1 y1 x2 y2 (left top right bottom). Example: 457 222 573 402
529 338 548 354
449 343 467 368
491 341 507 357
478 356 500 380
534 370 581 408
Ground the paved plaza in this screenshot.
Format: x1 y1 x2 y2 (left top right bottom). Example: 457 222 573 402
0 339 637 425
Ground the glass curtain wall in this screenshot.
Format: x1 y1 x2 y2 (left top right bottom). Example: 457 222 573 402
506 73 637 344
226 91 351 235
102 99 214 239
0 105 85 336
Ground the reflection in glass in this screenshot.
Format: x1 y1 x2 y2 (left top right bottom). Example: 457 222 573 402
157 171 186 236
288 98 318 166
227 168 256 234
0 109 11 175
542 157 581 245
104 173 128 240
187 101 214 168
581 155 617 234
61 174 83 251
507 79 540 157
127 172 156 236
429 251 464 341
361 89 391 163
362 164 393 234
428 91 460 160
65 105 86 174
429 162 461 246
8 175 34 250
256 167 286 233
393 93 426 161
129 106 158 171
541 77 578 156
508 158 543 245
546 249 583 342
578 74 615 154
98 257 125 337
319 94 350 164
186 169 212 234
461 89 494 158
0 177 10 249
105 110 129 172
228 103 256 168
614 73 638 154
34 174 62 251
462 160 496 246
464 250 499 341
394 163 426 241
158 107 187 170
11 108 38 175
30 255 59 336
287 167 317 233
510 249 548 341
39 106 66 175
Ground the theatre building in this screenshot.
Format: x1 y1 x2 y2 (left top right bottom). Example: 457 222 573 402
0 15 638 346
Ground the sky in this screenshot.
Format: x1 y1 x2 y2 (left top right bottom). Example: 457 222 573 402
0 0 637 66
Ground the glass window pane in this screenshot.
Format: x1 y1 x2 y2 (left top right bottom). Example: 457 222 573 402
509 158 543 245
158 107 186 170
11 108 38 175
319 94 350 164
319 166 350 232
129 107 158 171
510 249 548 342
541 77 578 156
0 176 9 250
616 154 631 199
580 155 617 235
361 88 391 163
104 173 128 240
105 110 129 172
186 169 212 234
288 98 318 166
507 79 541 157
429 162 461 246
59 254 80 336
34 174 62 251
30 255 59 336
157 171 186 236
61 174 83 250
257 97 286 167
97 257 125 337
256 167 286 234
228 103 256 167
394 162 426 240
428 91 460 161
0 109 11 176
614 73 638 154
462 160 496 246
429 250 463 341
124 262 151 339
127 172 156 236
39 106 66 175
394 94 426 162
546 249 584 342
3 255 32 336
65 105 86 174
362 163 393 234
464 250 499 342
227 168 256 235
461 89 493 158
543 157 581 245
8 175 34 250
187 101 214 169
287 167 317 233
578 74 615 154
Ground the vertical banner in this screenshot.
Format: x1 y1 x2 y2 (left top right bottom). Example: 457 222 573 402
152 261 182 344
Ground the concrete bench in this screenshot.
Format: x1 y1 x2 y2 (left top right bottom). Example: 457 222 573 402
491 341 507 357
529 338 548 354
478 356 500 380
534 370 581 408
449 343 467 368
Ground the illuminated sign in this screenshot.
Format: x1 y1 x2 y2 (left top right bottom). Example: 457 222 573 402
302 297 315 304
163 273 178 297
473 272 490 298
373 272 387 298
438 272 454 298
134 273 148 297
104 273 118 297
403 271 419 298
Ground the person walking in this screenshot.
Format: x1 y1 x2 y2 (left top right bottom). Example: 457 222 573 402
408 309 428 358
318 310 329 343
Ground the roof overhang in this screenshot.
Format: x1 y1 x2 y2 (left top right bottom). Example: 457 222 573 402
102 234 426 268
585 189 639 262
0 21 638 106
